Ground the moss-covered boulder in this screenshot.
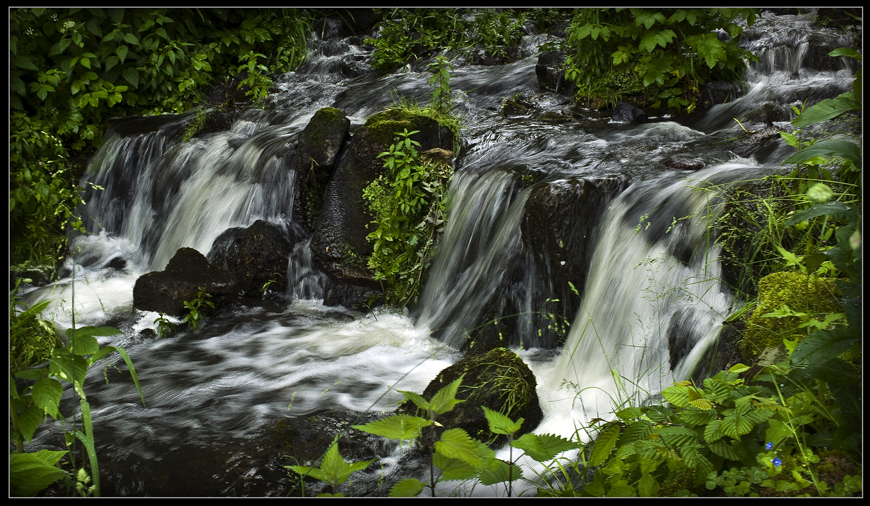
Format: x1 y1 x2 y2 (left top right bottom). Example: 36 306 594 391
133 247 237 316
741 271 842 363
311 108 455 309
402 348 543 448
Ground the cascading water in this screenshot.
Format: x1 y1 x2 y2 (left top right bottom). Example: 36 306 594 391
17 9 859 496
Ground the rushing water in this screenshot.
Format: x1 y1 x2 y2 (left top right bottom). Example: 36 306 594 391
18 9 859 496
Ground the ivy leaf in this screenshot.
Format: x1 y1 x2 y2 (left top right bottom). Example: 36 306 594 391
511 433 579 462
389 478 424 497
351 414 431 442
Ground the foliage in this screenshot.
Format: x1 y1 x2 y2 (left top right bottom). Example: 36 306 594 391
286 440 376 497
153 312 177 339
285 376 578 497
10 279 64 375
10 8 313 269
427 56 454 115
182 286 215 331
364 8 528 70
10 316 145 496
563 8 760 111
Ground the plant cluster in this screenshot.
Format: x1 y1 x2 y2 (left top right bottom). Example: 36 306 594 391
10 298 145 496
363 128 453 307
364 8 528 69
287 376 579 497
182 286 215 331
563 8 760 112
10 8 313 269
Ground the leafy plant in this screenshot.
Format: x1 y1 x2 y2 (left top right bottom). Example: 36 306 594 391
182 285 215 331
427 56 454 115
286 439 376 497
153 312 177 339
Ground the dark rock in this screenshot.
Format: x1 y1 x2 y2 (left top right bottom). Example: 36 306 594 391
732 125 787 158
207 220 302 297
296 108 351 230
535 51 570 94
696 80 742 113
401 348 543 448
740 101 790 126
612 101 648 124
106 256 127 270
546 19 570 38
502 97 534 118
133 247 237 317
539 111 572 124
664 158 705 171
311 109 455 304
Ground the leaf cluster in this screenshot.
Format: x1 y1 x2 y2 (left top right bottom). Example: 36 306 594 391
182 286 215 331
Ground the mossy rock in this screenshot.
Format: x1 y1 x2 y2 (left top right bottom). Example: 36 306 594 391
402 347 543 448
741 271 842 363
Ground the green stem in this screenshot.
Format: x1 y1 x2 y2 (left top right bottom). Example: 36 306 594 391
10 385 24 454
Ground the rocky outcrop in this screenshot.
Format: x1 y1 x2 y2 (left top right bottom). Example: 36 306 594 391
535 51 572 94
133 247 237 316
311 109 455 309
401 347 543 448
207 220 303 297
295 107 351 230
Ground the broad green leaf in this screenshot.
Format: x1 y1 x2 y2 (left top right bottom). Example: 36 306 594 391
589 424 620 466
123 32 139 45
792 93 862 127
435 428 481 467
687 387 713 410
607 479 637 497
389 478 424 497
784 201 858 227
398 390 430 411
67 334 100 356
116 45 129 63
31 378 63 419
10 450 70 497
478 458 522 485
637 473 661 497
661 385 691 408
785 140 861 167
617 420 653 447
352 414 431 442
704 419 725 443
657 426 699 448
790 328 860 367
638 29 676 53
707 439 743 461
512 433 580 462
429 376 465 415
319 443 375 485
829 47 862 60
765 418 793 445
615 407 644 421
432 452 478 481
677 407 717 427
16 405 45 443
721 410 754 439
482 406 522 435
49 348 88 389
286 465 328 482
122 67 139 88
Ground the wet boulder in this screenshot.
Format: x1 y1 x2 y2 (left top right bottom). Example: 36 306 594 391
535 51 571 94
612 101 648 124
207 220 303 297
296 107 351 230
133 247 237 317
311 109 455 309
401 347 543 448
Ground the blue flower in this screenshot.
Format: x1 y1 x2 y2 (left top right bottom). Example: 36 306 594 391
766 442 774 450
772 458 782 467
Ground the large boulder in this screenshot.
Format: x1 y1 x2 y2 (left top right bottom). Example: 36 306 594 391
133 247 237 316
207 220 303 297
296 107 351 230
311 109 455 309
535 51 572 94
401 348 543 448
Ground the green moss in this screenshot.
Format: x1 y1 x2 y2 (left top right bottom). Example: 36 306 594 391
741 271 842 362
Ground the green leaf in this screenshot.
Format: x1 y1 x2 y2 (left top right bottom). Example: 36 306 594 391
432 452 479 481
351 414 431 442
31 378 63 419
589 424 620 466
319 443 375 486
81 57 91 69
14 55 39 71
122 66 139 88
637 473 661 497
784 140 861 167
482 406 523 435
398 390 430 411
87 345 146 407
615 407 644 421
638 29 676 53
661 385 691 408
657 426 699 448
10 450 70 497
790 328 860 368
429 376 465 415
389 478 424 497
86 18 103 38
478 458 523 485
435 428 481 467
784 201 858 227
123 33 139 46
16 405 45 444
49 348 88 389
792 93 862 127
116 45 129 63
512 432 580 462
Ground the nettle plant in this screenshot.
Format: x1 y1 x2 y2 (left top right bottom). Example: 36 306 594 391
287 376 578 497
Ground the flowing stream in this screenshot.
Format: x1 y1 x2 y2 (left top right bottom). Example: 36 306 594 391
18 10 859 496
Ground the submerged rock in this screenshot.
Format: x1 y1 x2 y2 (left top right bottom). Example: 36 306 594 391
402 347 543 448
133 247 237 316
612 101 648 124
